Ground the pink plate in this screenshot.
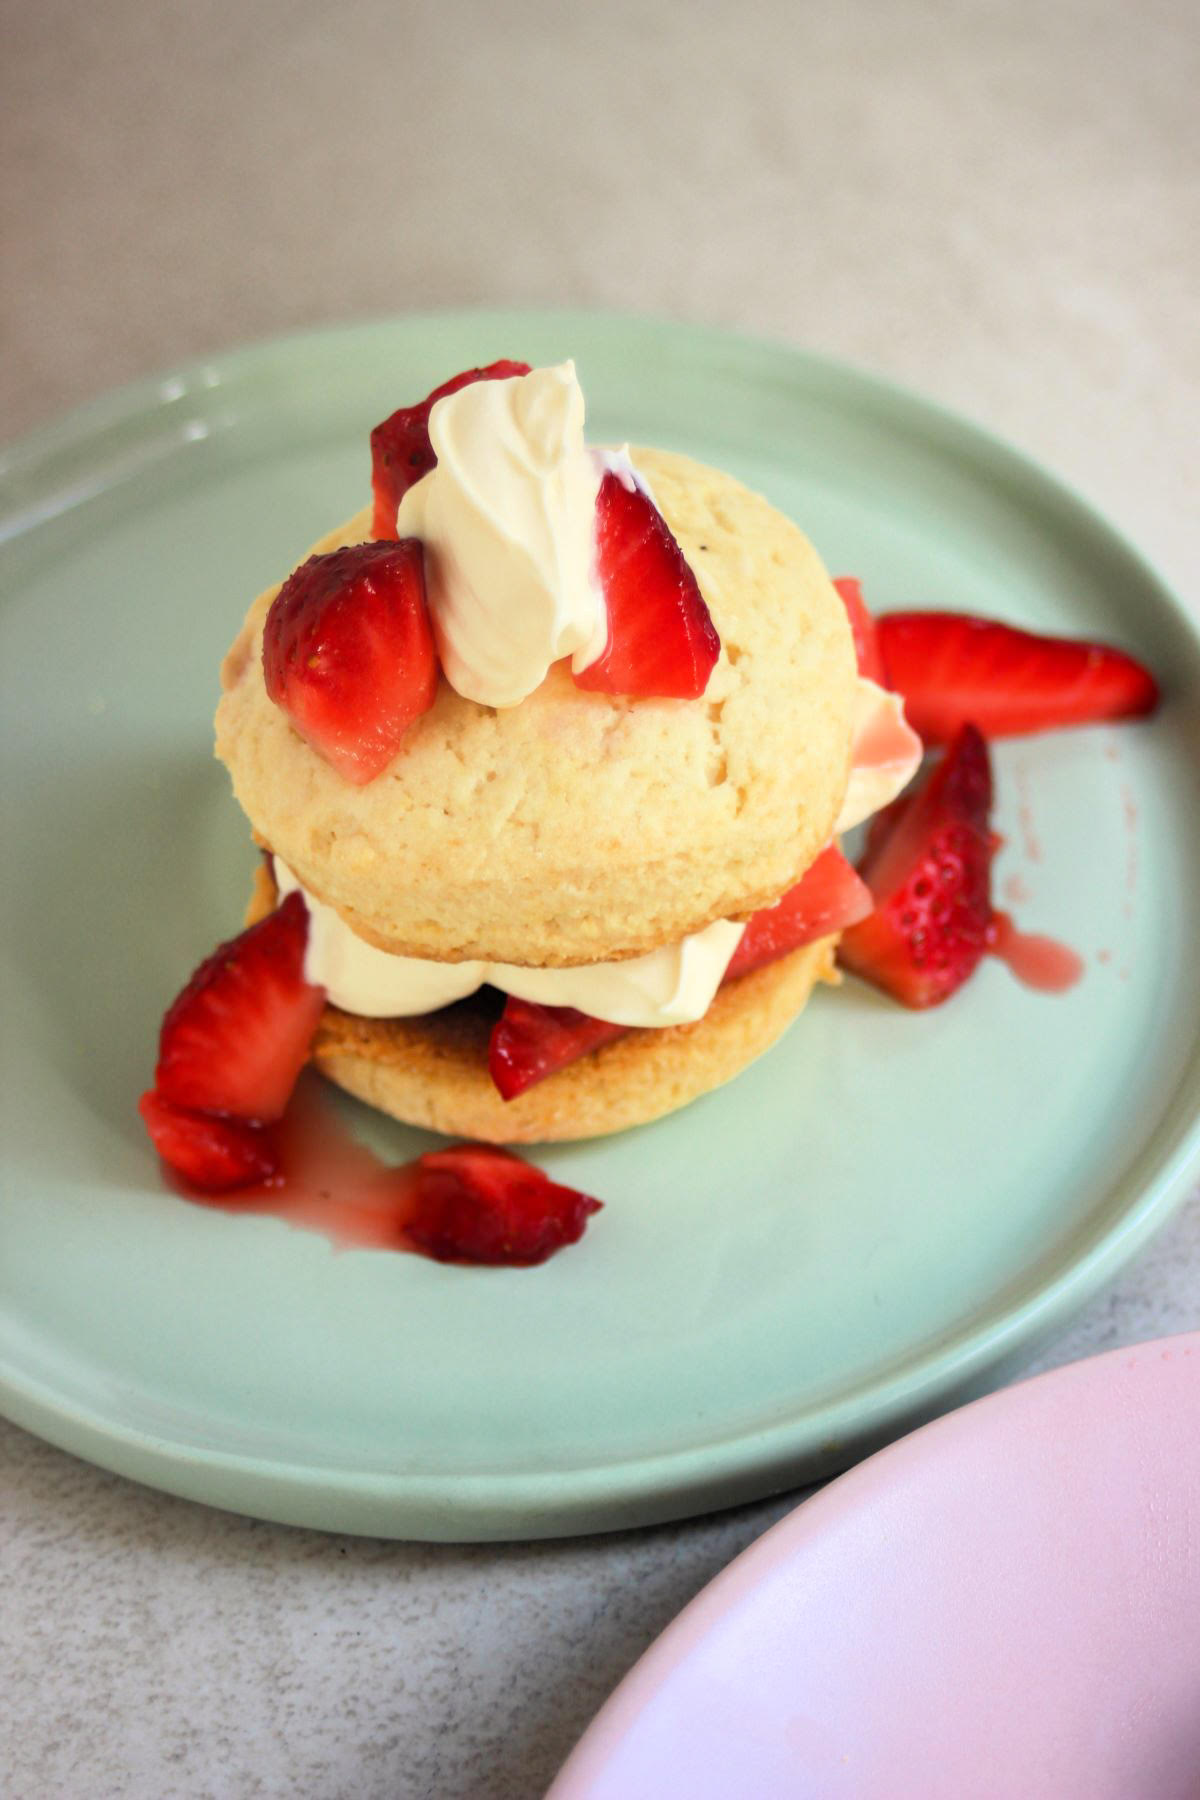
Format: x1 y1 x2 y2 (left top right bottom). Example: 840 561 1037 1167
549 1334 1200 1799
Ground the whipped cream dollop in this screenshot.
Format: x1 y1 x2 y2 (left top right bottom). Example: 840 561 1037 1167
275 860 746 1029
396 362 610 708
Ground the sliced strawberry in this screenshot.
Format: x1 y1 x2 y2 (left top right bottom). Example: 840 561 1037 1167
833 576 887 685
154 892 326 1123
263 538 437 783
723 844 874 983
573 470 720 700
370 359 532 539
838 722 995 1008
138 1091 279 1192
406 1144 602 1265
876 612 1159 743
489 1001 628 1102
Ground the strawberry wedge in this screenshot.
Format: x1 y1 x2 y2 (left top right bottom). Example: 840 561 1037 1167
406 1145 602 1265
138 1091 280 1192
370 360 532 539
488 845 869 1099
877 612 1158 743
839 722 995 1008
142 893 326 1191
723 844 873 982
574 470 720 700
833 576 887 685
153 893 326 1125
263 538 438 784
489 1003 627 1103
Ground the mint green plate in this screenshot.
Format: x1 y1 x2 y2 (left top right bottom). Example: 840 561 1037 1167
2 311 1198 1540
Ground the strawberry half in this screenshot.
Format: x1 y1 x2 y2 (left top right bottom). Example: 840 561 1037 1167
722 844 874 983
262 538 437 784
370 359 532 539
833 576 887 685
838 722 995 1008
487 846 873 1100
489 1002 628 1102
406 1145 602 1265
574 470 720 700
876 612 1159 743
154 892 326 1123
138 1091 280 1192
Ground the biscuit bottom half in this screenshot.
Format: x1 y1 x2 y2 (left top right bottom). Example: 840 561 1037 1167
315 941 836 1143
248 866 837 1143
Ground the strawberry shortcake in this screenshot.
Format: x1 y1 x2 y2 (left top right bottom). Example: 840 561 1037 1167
139 356 1160 1247
211 360 922 1142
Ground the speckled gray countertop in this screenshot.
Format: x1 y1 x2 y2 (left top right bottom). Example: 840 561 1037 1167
3 3 1198 1796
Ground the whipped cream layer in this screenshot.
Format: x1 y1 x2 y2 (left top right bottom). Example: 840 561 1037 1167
397 362 611 708
276 860 746 1029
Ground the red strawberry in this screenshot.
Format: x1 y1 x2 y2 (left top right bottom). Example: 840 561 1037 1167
833 576 887 685
723 844 874 983
138 1091 279 1192
154 893 326 1123
838 722 995 1008
489 1001 628 1102
574 470 720 700
370 360 532 539
876 612 1158 743
263 538 437 783
406 1145 602 1265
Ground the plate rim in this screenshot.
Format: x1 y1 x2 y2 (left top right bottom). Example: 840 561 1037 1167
3 306 1199 1539
0 300 1194 615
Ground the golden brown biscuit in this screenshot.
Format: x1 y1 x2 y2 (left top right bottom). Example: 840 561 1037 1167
216 450 858 967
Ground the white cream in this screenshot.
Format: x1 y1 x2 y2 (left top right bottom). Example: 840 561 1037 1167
275 860 745 1029
497 919 746 1026
396 362 609 708
835 679 923 833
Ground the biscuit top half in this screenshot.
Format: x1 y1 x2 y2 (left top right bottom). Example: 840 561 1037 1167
214 447 858 967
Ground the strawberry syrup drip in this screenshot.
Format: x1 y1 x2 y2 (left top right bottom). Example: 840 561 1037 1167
176 1074 422 1252
987 912 1085 993
1011 760 1044 864
1121 782 1139 923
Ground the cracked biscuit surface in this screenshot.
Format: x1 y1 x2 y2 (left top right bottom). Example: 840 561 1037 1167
215 448 858 966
